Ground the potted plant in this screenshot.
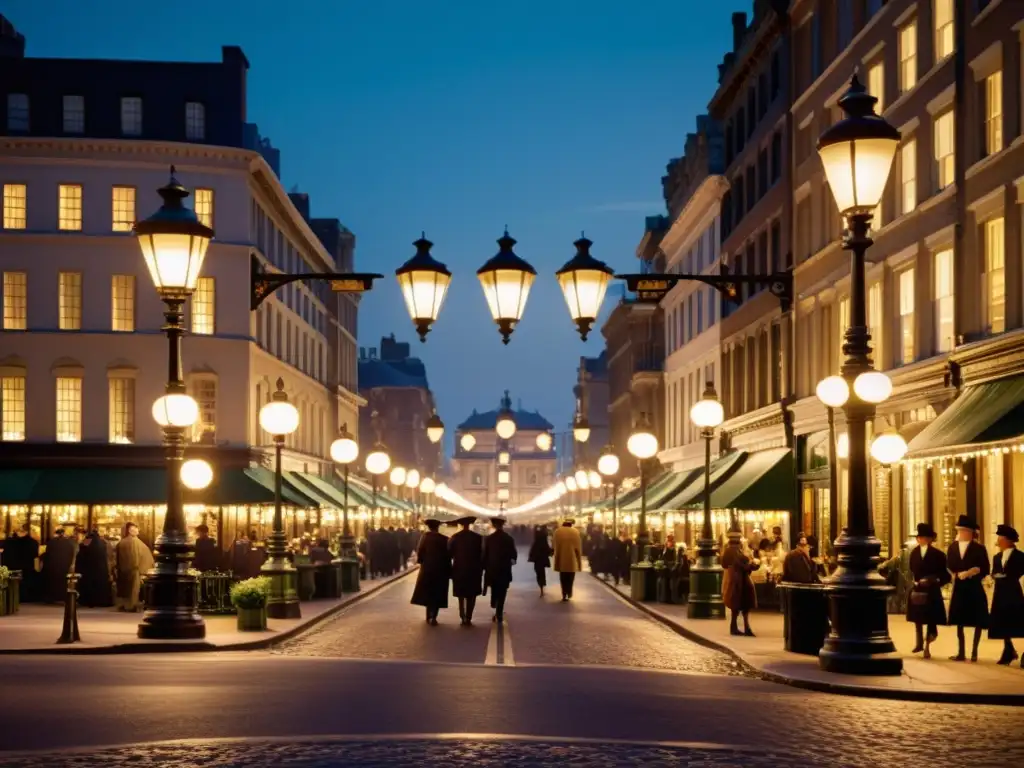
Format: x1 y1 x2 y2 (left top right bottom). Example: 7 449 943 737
0 566 9 616
230 576 271 631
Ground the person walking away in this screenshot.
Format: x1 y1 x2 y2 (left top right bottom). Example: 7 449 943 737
721 528 758 636
396 525 410 570
192 524 220 572
75 529 113 608
527 526 552 596
449 516 484 626
115 522 154 612
1 525 39 602
611 531 630 586
990 525 1024 667
782 534 818 584
483 516 517 623
946 515 990 661
411 519 450 625
552 519 583 601
904 523 949 659
40 528 76 603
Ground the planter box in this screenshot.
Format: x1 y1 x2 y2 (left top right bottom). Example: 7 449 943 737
236 606 267 632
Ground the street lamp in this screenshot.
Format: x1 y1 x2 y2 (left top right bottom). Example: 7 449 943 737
390 466 407 488
870 430 909 465
587 469 601 488
816 73 902 676
626 412 658 545
395 233 451 342
816 375 850 560
366 442 391 526
420 476 436 517
688 382 726 619
597 445 620 535
134 168 213 640
180 458 213 490
496 391 517 439
556 234 615 341
330 424 360 589
574 468 590 490
258 378 301 619
405 468 421 524
460 433 476 451
573 415 591 443
477 228 536 344
536 432 553 451
426 410 445 444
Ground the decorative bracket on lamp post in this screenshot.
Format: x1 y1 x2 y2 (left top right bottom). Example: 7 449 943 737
250 254 383 310
615 267 794 313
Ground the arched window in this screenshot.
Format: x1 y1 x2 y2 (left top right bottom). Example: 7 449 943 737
528 472 538 486
471 471 483 486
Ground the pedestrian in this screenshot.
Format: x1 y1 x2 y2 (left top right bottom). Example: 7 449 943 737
1 524 39 602
552 519 582 601
781 534 817 584
946 515 990 662
396 524 411 570
410 519 450 625
310 538 333 564
527 525 552 596
611 530 630 586
990 524 1024 667
449 516 484 626
721 528 758 637
192 524 220 572
115 522 154 612
40 527 76 603
483 516 517 623
74 529 113 608
906 523 948 659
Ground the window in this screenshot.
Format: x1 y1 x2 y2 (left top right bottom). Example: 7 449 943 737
190 378 216 444
58 184 82 231
984 71 1003 156
2 272 26 330
934 111 954 190
900 139 917 215
899 22 917 93
185 102 205 140
934 0 954 61
984 217 1005 334
837 0 853 50
933 248 954 353
770 131 782 183
837 297 850 370
108 378 135 444
899 269 916 364
7 94 28 131
867 61 885 114
194 188 214 228
868 283 883 360
111 186 135 232
62 95 84 134
2 183 26 229
56 377 82 442
1 375 26 441
111 275 135 332
58 272 82 330
191 277 215 335
471 471 483 486
528 472 538 486
120 97 142 136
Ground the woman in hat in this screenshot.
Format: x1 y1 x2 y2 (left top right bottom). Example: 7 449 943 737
906 522 949 659
990 524 1024 667
721 527 758 637
410 519 451 626
945 515 990 662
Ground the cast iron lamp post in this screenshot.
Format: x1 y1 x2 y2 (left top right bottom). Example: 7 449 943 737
134 167 213 640
626 413 658 600
329 424 360 591
597 445 620 536
258 378 302 618
420 476 436 518
687 382 726 619
365 443 391 525
816 73 902 676
816 375 849 561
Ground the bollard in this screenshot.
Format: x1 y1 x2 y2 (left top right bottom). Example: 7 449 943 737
56 572 81 644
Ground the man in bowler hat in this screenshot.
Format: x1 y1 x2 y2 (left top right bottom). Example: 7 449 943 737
906 522 949 659
946 515 989 662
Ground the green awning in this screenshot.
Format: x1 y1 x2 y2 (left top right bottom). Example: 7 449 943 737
660 451 746 510
345 475 402 509
0 467 165 505
242 466 318 507
283 472 336 509
705 447 794 511
331 471 374 507
295 473 358 509
907 375 1024 457
621 467 703 513
0 469 43 504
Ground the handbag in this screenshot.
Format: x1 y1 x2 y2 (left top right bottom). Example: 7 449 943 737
910 591 929 606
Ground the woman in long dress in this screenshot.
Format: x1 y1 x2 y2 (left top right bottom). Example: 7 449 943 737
527 526 552 596
946 516 989 662
990 524 1024 667
906 523 948 659
115 522 154 612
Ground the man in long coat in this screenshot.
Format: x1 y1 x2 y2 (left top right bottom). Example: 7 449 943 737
411 519 450 625
1 525 39 602
906 522 949 659
115 522 155 612
552 519 582 601
990 524 1024 667
721 528 758 636
75 530 113 608
40 528 76 603
448 517 484 625
946 515 990 661
483 517 517 623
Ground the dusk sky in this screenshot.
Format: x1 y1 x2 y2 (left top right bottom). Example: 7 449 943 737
8 0 735 449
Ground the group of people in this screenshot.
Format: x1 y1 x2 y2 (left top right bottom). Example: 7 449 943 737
363 526 417 578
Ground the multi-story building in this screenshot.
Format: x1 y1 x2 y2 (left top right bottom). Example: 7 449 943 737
451 392 556 508
0 23 361 546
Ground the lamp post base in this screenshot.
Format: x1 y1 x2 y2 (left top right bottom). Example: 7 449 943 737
339 536 361 594
261 559 301 619
686 539 725 620
137 570 205 640
630 562 656 602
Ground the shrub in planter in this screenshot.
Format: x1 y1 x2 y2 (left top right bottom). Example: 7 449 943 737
230 576 271 631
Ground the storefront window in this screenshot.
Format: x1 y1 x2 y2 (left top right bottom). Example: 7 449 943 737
982 454 1005 555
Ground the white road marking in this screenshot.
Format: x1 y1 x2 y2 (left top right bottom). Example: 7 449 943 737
484 619 515 666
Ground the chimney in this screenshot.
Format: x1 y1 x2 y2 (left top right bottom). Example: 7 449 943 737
731 12 747 52
0 15 26 57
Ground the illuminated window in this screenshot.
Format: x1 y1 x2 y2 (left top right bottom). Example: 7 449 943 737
933 248 954 353
899 269 915 364
867 61 885 114
837 296 850 371
111 186 136 232
194 188 214 228
984 217 1005 334
471 471 483 486
900 139 917 214
7 93 28 131
985 71 1003 156
3 183 26 229
58 271 82 330
868 283 883 361
190 378 217 444
191 277 215 335
899 21 917 93
56 377 82 442
108 377 135 444
185 102 205 140
933 111 954 190
934 0 954 61
62 95 85 134
0 375 26 441
111 275 135 332
120 96 142 136
2 271 27 330
58 184 82 231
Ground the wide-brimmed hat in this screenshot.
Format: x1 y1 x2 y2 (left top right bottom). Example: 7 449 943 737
422 518 442 528
996 524 1020 543
915 522 937 539
490 516 507 526
454 516 476 526
954 515 978 530
562 518 576 525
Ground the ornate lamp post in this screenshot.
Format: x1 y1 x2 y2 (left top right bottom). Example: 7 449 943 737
688 382 726 619
420 476 436 518
816 375 849 559
390 466 407 524
556 234 615 341
258 379 301 618
564 474 578 517
134 167 213 640
597 445 620 535
816 74 902 676
477 228 537 344
329 424 360 590
405 468 421 524
395 234 451 342
365 443 391 527
626 414 658 600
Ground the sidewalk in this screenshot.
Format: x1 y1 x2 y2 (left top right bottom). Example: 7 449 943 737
0 567 416 654
597 575 1024 705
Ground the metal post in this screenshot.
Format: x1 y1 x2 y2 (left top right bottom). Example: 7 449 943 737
56 573 81 644
339 462 359 591
827 405 839 564
687 428 725 619
261 435 301 618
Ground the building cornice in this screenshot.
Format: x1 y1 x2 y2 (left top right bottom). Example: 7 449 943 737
709 11 784 117
660 175 729 259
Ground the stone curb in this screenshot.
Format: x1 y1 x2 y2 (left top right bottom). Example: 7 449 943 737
0 566 418 656
591 573 1024 707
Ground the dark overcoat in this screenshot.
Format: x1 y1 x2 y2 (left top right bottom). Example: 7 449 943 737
483 530 518 590
947 540 990 628
720 545 756 612
448 529 484 598
75 536 113 608
906 544 949 626
41 535 76 603
990 547 1024 639
410 531 450 609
